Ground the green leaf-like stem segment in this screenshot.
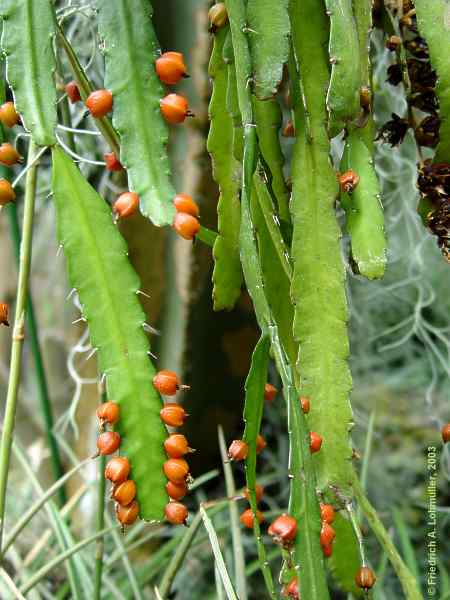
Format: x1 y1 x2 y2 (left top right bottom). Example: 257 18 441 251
1 0 57 145
97 0 176 226
51 147 168 521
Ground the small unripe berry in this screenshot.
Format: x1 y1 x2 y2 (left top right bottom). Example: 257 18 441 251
0 102 20 128
268 514 297 543
164 434 191 458
355 566 376 591
113 192 139 219
173 193 199 217
0 143 22 166
0 303 9 327
441 423 450 443
173 212 200 240
264 383 278 402
282 577 299 598
320 523 336 547
256 434 266 454
339 169 360 194
153 370 179 395
310 431 322 453
163 458 190 483
96 401 120 425
97 431 121 455
112 480 136 506
160 93 191 124
320 503 335 524
228 439 248 461
116 500 139 525
0 179 16 205
239 508 264 529
105 457 130 483
300 396 310 414
160 403 188 427
322 544 333 558
282 120 295 138
244 484 264 503
165 501 188 525
156 52 188 85
166 480 188 501
85 89 113 118
65 80 81 103
104 152 123 171
208 3 228 30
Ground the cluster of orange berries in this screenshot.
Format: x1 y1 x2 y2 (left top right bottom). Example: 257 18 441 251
0 101 22 207
0 303 9 327
154 369 192 526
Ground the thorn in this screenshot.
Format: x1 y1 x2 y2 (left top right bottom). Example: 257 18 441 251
136 289 151 299
143 322 160 336
66 288 77 301
72 316 87 325
147 350 158 360
56 244 63 257
84 347 97 362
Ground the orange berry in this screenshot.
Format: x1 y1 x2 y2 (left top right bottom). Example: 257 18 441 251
153 370 179 395
228 439 248 461
104 152 123 171
441 423 450 443
268 514 297 544
0 303 9 327
355 566 376 591
0 143 22 166
160 403 188 427
322 543 333 558
282 120 295 137
85 89 113 118
256 434 267 454
208 3 228 29
163 458 190 483
239 508 264 529
173 193 199 217
105 457 130 483
320 503 335 524
166 479 188 501
96 401 120 425
310 431 322 453
300 396 310 414
320 522 336 547
65 80 81 103
282 577 299 598
338 169 360 194
173 212 200 240
156 52 188 85
165 501 188 525
113 192 139 219
164 434 191 458
0 102 20 128
112 480 136 506
264 383 278 402
160 93 191 124
244 484 264 504
116 500 139 525
97 431 121 455
0 179 15 205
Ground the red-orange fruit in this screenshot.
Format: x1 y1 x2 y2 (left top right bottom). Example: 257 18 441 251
244 483 264 504
208 3 228 29
268 514 297 543
105 457 130 483
0 179 16 205
338 169 360 194
173 193 200 217
156 52 188 85
65 80 81 103
0 143 22 166
173 212 200 240
104 152 123 172
97 431 121 455
282 120 295 137
160 93 190 124
160 403 188 427
322 544 333 558
256 434 267 454
163 458 189 483
0 303 9 327
165 501 188 525
355 566 376 591
309 431 323 453
239 508 264 529
264 383 278 402
96 401 120 425
112 480 136 506
320 503 335 524
282 577 299 599
441 423 450 443
166 480 188 501
320 523 336 547
116 500 139 525
228 439 248 461
164 434 190 458
85 89 113 118
153 370 179 395
300 396 310 414
113 192 139 219
0 102 20 128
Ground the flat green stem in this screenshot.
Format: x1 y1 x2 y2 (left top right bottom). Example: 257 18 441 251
0 140 40 551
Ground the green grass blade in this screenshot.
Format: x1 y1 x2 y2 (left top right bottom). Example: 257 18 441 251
392 508 421 586
51 147 168 520
0 0 57 145
97 0 176 226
